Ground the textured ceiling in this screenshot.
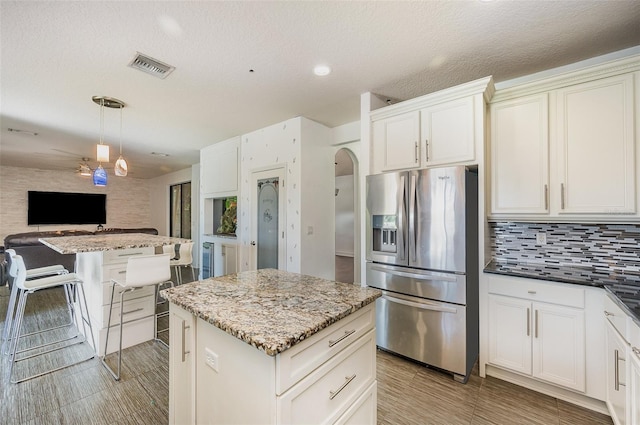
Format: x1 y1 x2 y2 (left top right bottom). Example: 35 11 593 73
1 1 640 178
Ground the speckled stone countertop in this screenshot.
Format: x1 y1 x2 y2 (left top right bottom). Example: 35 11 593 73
483 259 640 287
160 269 382 356
40 233 191 254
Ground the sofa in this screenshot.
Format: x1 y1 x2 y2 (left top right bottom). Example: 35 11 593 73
2 228 159 288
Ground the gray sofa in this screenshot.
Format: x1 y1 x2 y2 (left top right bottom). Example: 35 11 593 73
2 228 158 288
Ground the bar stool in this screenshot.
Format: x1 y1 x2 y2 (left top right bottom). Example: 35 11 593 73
2 249 69 355
7 255 95 383
163 242 194 285
101 253 171 380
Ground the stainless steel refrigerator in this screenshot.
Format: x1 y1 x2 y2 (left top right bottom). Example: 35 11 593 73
365 165 478 383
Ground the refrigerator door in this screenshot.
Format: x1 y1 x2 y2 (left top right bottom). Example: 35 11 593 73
409 166 467 273
375 290 468 378
366 172 408 266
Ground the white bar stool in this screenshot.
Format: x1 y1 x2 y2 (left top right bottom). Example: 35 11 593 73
101 253 171 380
2 249 69 355
7 255 95 383
163 242 194 285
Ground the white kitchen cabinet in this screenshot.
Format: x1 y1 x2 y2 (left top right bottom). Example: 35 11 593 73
200 136 240 196
555 73 635 215
420 96 475 166
489 57 640 221
369 76 493 175
629 320 640 425
169 304 196 425
372 111 420 171
221 243 237 275
606 320 627 425
487 275 587 393
490 94 549 214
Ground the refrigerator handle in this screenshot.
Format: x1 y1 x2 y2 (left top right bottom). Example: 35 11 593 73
397 174 406 261
409 173 417 262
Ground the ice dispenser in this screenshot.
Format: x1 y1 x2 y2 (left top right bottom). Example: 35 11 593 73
372 215 397 253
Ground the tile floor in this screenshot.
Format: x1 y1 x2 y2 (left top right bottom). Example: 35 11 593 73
0 273 613 425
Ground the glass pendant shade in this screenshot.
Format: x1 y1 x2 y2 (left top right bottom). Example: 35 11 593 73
114 155 128 176
97 144 110 163
93 165 107 187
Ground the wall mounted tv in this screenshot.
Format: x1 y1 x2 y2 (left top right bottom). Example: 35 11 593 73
28 191 107 225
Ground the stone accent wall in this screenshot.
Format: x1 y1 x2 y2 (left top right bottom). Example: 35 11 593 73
0 165 151 242
489 222 640 273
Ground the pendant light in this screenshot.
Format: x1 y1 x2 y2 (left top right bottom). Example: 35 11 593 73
114 103 128 176
92 96 126 186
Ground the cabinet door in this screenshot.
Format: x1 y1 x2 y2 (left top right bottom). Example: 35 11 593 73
606 322 627 425
372 111 420 172
556 74 635 215
201 138 240 195
169 304 196 425
490 94 549 214
421 96 475 166
221 244 237 275
531 302 585 391
630 347 640 425
488 295 532 375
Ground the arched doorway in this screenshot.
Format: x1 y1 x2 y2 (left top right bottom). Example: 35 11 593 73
334 148 356 283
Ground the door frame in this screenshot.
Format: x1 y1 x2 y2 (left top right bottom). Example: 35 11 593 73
251 165 287 271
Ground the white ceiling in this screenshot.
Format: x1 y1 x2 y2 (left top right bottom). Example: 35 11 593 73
2 1 640 179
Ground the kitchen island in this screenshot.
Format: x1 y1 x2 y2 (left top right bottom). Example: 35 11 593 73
40 233 190 355
160 269 381 425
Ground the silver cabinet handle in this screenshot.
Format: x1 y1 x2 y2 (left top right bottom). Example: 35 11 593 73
526 308 530 337
328 329 356 348
181 320 190 363
425 139 430 162
544 185 548 210
118 270 126 274
614 349 626 390
534 310 539 338
527 290 537 295
414 141 419 163
604 311 614 317
560 183 565 209
329 374 356 400
633 347 640 357
122 307 143 315
118 252 144 257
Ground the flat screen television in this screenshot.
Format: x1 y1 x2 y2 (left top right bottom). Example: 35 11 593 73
28 191 107 225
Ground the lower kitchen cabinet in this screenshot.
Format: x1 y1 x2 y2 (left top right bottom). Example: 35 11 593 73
629 331 640 425
488 277 586 392
488 293 585 391
605 320 627 425
168 304 195 425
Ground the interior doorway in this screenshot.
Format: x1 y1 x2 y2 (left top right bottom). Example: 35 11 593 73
169 182 191 239
250 166 286 270
334 149 355 283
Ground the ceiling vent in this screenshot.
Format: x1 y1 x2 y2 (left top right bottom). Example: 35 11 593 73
128 52 175 79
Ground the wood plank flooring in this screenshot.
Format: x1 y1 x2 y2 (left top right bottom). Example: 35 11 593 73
0 274 613 425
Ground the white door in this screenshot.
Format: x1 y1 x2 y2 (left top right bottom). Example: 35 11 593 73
488 294 532 375
531 302 585 391
606 321 627 425
251 167 286 271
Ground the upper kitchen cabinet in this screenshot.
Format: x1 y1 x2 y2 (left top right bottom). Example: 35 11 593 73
200 136 240 197
489 55 640 222
370 76 494 175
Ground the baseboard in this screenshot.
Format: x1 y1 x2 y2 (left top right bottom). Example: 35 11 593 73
485 365 610 416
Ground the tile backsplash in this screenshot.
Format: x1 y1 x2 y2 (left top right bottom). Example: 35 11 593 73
489 222 640 273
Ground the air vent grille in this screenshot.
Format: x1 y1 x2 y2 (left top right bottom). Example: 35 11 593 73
128 52 175 79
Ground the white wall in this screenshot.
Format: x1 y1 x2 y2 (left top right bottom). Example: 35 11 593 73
0 165 151 242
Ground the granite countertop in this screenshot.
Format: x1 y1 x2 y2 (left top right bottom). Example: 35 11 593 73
483 259 640 287
160 269 382 356
40 233 191 254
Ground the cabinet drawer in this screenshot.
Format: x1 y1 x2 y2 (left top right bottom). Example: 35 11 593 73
102 247 154 265
333 381 376 425
101 295 155 327
101 281 156 306
488 274 584 308
604 293 629 343
276 303 374 394
277 330 376 425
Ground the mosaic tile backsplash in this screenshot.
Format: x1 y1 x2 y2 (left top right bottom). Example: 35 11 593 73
489 222 640 276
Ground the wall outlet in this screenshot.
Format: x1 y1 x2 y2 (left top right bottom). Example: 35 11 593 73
536 232 547 245
204 347 219 372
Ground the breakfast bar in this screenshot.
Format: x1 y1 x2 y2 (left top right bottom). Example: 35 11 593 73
40 233 191 355
160 269 381 425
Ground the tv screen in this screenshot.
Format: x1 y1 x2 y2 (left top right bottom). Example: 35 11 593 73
28 191 107 225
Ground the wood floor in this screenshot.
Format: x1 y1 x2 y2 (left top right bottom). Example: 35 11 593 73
0 276 613 424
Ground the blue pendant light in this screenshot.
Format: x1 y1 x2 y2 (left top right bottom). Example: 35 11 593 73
91 96 127 186
93 164 107 186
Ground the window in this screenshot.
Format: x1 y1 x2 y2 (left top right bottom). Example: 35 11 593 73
170 182 191 239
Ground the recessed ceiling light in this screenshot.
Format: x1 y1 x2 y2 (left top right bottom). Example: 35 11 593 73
313 65 331 76
151 152 170 157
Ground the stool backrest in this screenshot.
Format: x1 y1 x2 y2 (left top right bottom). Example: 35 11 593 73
6 249 17 278
124 253 171 288
10 255 27 288
177 242 193 265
